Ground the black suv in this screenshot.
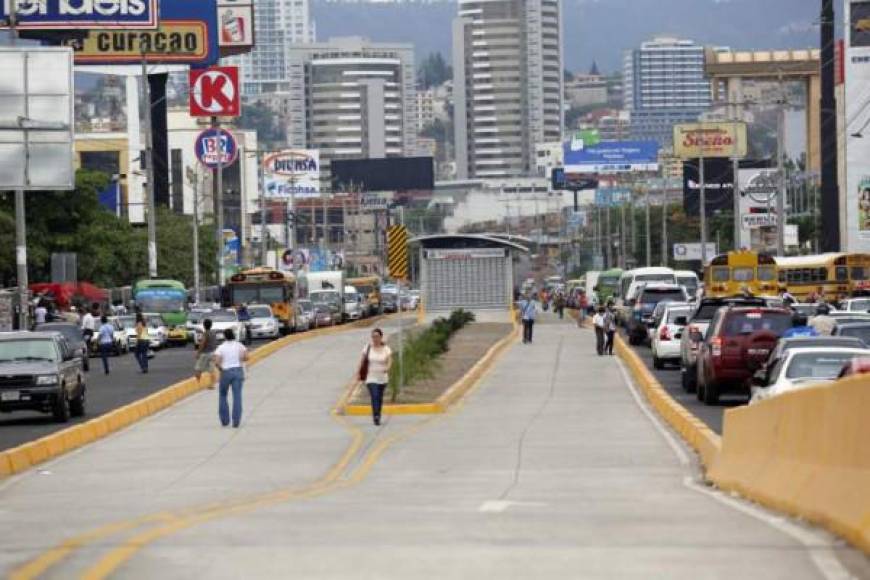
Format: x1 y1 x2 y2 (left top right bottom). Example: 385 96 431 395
0 332 87 422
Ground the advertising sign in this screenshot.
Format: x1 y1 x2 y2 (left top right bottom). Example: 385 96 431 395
551 168 598 191
263 150 321 199
846 0 870 251
683 158 734 217
359 194 390 211
673 122 748 160
218 0 254 53
595 188 631 207
70 0 218 65
0 0 158 30
563 140 659 174
189 66 240 117
426 249 506 260
194 128 238 169
673 243 718 262
0 47 74 191
736 169 782 250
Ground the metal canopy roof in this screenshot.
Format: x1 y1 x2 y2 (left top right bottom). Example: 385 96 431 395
408 234 530 253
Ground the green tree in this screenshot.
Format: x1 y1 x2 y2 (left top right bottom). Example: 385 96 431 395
417 52 452 89
237 102 285 149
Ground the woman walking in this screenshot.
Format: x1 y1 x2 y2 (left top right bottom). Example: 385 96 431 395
358 328 392 426
96 315 115 375
134 313 149 373
213 328 249 428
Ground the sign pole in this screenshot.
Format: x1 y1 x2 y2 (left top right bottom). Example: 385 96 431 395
10 2 29 331
192 169 201 305
661 185 668 268
141 51 157 278
259 150 268 266
213 115 224 286
699 149 708 266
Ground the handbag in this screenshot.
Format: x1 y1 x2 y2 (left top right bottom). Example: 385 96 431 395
357 345 371 382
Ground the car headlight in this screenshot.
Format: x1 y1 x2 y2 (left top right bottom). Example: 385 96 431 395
36 375 59 385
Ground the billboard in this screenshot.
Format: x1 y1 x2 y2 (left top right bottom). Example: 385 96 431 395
0 0 158 29
595 188 631 207
218 0 255 55
264 150 321 199
70 0 218 65
551 168 598 191
330 157 435 192
846 0 870 251
673 122 748 160
563 140 659 174
682 158 734 217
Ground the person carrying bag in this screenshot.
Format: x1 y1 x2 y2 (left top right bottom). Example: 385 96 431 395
358 328 392 426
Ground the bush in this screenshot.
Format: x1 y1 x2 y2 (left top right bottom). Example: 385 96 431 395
388 309 475 401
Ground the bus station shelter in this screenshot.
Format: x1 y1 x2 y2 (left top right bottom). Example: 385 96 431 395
410 234 529 322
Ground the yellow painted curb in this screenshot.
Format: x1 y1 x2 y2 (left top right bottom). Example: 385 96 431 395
344 403 442 416
0 315 392 480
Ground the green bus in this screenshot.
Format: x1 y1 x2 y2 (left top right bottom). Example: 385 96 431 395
133 279 190 344
595 268 624 304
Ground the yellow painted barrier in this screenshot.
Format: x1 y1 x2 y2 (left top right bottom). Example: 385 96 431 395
708 375 870 554
0 315 392 480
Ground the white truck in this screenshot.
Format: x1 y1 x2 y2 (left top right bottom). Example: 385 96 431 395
306 271 345 322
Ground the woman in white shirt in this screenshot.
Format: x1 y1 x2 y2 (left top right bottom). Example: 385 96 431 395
358 328 392 426
213 328 249 428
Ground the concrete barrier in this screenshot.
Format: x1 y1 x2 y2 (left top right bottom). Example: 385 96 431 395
708 375 870 554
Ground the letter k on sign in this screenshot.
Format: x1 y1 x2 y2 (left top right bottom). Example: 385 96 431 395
189 66 240 117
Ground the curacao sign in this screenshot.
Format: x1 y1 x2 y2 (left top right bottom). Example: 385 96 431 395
263 149 321 199
673 122 748 160
0 0 158 30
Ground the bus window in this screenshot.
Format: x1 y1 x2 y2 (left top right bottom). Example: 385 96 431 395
757 266 776 281
852 267 867 281
712 268 729 282
733 267 754 282
836 266 849 282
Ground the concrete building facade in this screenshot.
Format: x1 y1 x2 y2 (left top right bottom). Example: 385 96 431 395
452 0 563 179
623 37 712 146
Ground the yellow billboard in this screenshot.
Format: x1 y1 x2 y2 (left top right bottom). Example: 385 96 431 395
73 21 211 64
673 122 748 159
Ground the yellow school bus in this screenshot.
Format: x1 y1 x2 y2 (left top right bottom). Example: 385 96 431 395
776 253 870 301
704 251 779 298
227 267 297 334
347 275 382 315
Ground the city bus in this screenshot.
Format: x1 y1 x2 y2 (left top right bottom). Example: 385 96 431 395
596 268 624 304
347 275 382 315
132 279 190 345
775 253 870 301
704 251 779 298
226 267 297 334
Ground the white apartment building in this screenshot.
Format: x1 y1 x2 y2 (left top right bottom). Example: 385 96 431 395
452 0 563 179
230 0 315 96
285 37 418 173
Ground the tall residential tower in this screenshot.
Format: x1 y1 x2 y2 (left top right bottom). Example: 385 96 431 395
452 0 563 179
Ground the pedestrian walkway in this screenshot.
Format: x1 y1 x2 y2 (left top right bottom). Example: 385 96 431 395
1 316 864 579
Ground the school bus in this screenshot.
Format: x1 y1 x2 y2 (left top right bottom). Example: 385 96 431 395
347 275 382 315
704 251 779 298
226 268 297 334
776 253 870 301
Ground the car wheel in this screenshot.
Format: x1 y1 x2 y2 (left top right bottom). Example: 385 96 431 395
702 380 720 405
82 354 90 372
53 389 71 422
653 353 664 370
70 383 86 417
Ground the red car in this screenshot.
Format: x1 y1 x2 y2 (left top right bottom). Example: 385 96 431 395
696 306 793 405
838 357 870 377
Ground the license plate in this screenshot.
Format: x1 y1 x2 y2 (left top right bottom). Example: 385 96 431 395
748 349 769 356
1 391 21 402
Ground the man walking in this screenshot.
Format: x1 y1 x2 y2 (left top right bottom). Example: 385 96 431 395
520 295 537 344
81 306 96 353
195 318 218 389
593 307 606 355
96 315 115 374
604 306 617 356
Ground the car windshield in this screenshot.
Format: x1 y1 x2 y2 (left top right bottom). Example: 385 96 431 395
785 352 858 380
722 312 791 336
677 277 698 292
636 274 674 284
136 291 186 313
311 291 341 306
117 316 136 329
36 324 81 343
838 325 870 343
640 289 685 305
248 306 273 318
848 299 870 312
0 339 59 362
667 308 691 323
344 294 360 303
209 310 238 322
146 315 166 327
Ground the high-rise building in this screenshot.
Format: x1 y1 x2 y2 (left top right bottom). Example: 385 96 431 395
452 0 563 179
285 37 418 173
623 37 712 146
232 0 315 96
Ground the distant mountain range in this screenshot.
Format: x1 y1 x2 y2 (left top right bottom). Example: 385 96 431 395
312 0 822 73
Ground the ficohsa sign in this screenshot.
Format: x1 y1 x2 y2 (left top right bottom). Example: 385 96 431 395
263 150 320 199
1 0 158 29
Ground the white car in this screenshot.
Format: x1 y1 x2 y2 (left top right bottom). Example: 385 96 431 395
651 302 692 369
343 287 365 321
105 317 130 355
142 313 169 349
750 347 869 404
194 309 247 344
840 297 870 312
247 304 280 339
295 301 313 332
407 290 421 310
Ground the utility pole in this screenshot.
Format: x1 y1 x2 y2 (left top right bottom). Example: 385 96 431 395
141 52 157 278
192 169 201 305
605 202 612 269
259 150 268 266
212 115 224 286
645 186 651 267
777 83 787 256
619 201 627 268
699 148 708 266
661 185 668 267
732 109 742 251
820 0 839 252
9 1 28 330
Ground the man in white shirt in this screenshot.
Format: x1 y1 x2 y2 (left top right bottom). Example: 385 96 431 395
519 295 537 344
81 308 97 348
592 307 606 356
213 328 249 428
34 303 48 326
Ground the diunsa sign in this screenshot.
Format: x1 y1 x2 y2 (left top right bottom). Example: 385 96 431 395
0 0 158 29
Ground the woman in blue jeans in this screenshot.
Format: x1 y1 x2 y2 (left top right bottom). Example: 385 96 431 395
213 329 249 428
358 328 392 426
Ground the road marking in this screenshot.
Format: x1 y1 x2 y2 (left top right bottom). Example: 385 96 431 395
478 500 547 513
615 358 854 580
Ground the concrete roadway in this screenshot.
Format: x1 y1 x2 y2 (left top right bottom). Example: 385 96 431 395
0 314 867 579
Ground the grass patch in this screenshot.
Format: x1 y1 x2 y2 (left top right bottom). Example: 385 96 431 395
388 309 475 402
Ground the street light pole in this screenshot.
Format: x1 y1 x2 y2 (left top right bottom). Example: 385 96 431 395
777 89 787 256
9 2 29 331
259 150 268 266
645 186 651 267
212 115 224 286
661 185 668 267
141 53 157 278
699 149 708 266
192 170 201 305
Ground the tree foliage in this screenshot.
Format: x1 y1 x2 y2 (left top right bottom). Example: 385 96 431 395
237 101 285 149
417 52 452 89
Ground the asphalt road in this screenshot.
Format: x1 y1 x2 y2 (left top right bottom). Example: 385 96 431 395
0 339 275 452
625 334 748 435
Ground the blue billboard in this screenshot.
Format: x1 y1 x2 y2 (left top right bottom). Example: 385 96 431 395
0 0 159 30
595 188 632 207
563 140 660 174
